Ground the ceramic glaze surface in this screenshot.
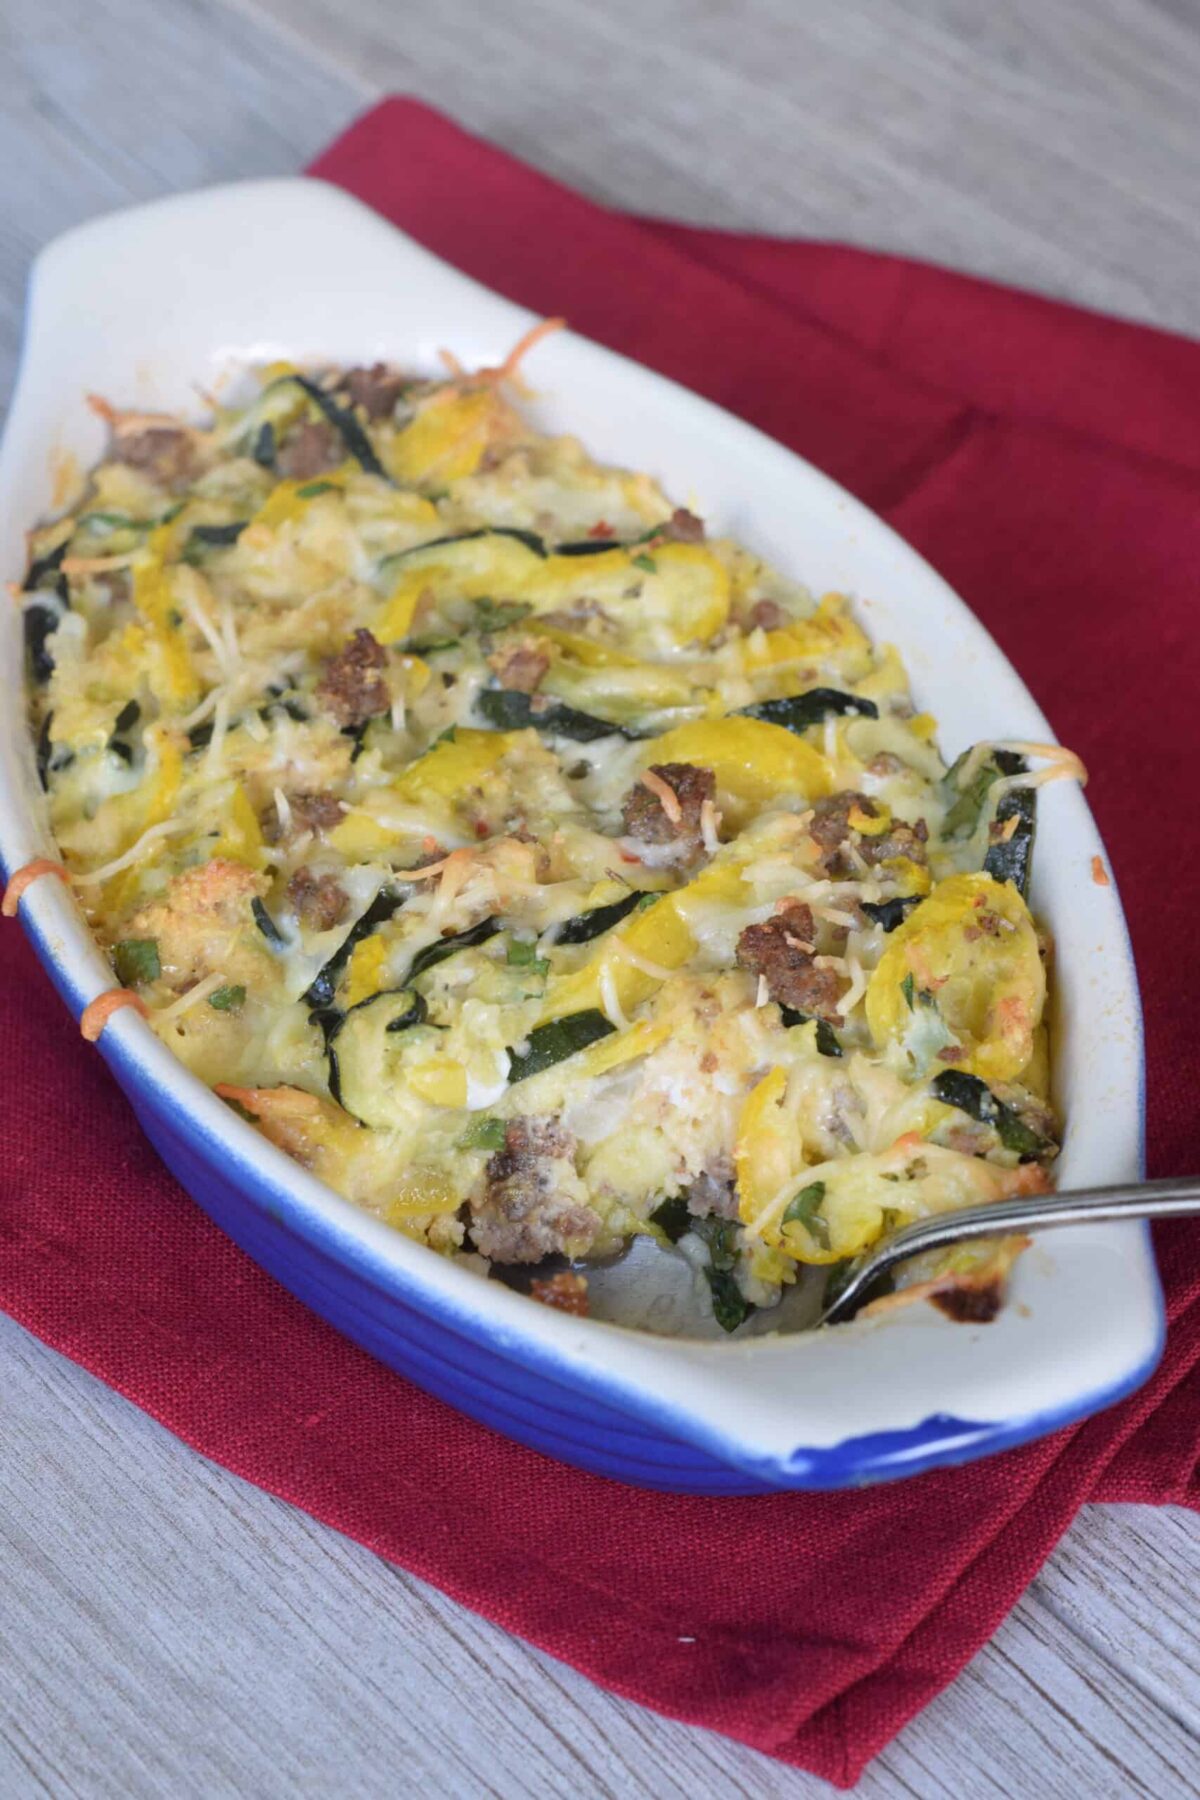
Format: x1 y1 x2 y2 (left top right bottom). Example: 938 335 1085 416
0 179 1158 1492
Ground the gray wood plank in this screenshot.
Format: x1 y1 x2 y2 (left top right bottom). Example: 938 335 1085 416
0 0 362 398
1032 1504 1200 1739
226 0 1200 335
3 1313 1199 1799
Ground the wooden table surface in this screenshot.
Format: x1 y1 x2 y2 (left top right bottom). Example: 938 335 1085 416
3 0 1198 1793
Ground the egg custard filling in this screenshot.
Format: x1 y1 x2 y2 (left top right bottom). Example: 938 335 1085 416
20 342 1083 1332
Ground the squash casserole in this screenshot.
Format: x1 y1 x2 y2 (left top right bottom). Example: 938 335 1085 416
18 336 1082 1331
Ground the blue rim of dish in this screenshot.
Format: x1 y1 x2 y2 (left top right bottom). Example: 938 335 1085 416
5 841 1161 1491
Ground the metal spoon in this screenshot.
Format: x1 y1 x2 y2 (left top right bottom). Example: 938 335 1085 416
819 1175 1200 1327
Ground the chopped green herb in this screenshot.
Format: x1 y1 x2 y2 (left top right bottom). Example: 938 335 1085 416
473 597 533 632
295 479 339 499
112 938 161 986
782 1180 830 1250
458 1116 508 1152
409 638 460 655
901 972 916 1011
434 725 458 745
208 984 246 1012
632 552 657 574
648 1194 692 1243
506 938 549 975
691 1216 754 1332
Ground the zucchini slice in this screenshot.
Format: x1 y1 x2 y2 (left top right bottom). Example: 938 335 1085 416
930 1069 1049 1158
861 896 920 933
476 688 640 742
327 989 432 1124
290 376 392 482
506 1009 616 1083
553 891 643 946
182 520 248 560
377 532 729 650
983 786 1036 897
780 1006 844 1058
23 602 61 684
24 539 69 596
739 688 878 734
941 747 1025 837
943 747 1037 898
404 916 503 984
304 886 406 1009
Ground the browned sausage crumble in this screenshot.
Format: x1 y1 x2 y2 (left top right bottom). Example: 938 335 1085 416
316 629 390 728
736 900 846 1023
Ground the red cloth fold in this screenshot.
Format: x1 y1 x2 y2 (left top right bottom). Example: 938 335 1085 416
2 98 1198 1785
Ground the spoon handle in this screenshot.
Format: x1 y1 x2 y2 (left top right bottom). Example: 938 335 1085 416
821 1175 1200 1326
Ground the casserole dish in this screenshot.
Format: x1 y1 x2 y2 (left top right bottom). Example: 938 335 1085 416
0 178 1157 1493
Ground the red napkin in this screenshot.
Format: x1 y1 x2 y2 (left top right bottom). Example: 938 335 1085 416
3 98 1198 1786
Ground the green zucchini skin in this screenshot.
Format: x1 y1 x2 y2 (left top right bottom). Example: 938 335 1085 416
35 715 56 789
250 422 276 468
738 688 878 734
930 1069 1047 1157
290 375 392 483
251 898 286 949
325 988 431 1121
553 891 643 946
315 916 504 1100
403 915 503 985
690 1215 755 1332
24 604 60 684
983 786 1037 897
380 527 547 571
941 746 1025 836
861 896 920 932
476 688 640 742
506 1009 616 1083
942 746 1036 897
647 1194 691 1242
24 539 69 596
779 1006 844 1058
304 886 406 1009
184 520 248 558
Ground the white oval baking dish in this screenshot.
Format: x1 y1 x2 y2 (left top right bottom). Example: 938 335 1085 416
0 179 1157 1492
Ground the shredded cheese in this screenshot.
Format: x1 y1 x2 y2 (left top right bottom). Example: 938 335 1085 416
152 972 228 1025
639 768 683 824
2 858 70 916
71 819 189 887
80 989 148 1042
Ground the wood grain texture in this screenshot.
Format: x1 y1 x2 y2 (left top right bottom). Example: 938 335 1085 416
227 0 1200 336
3 1314 1199 1800
3 0 1199 1792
